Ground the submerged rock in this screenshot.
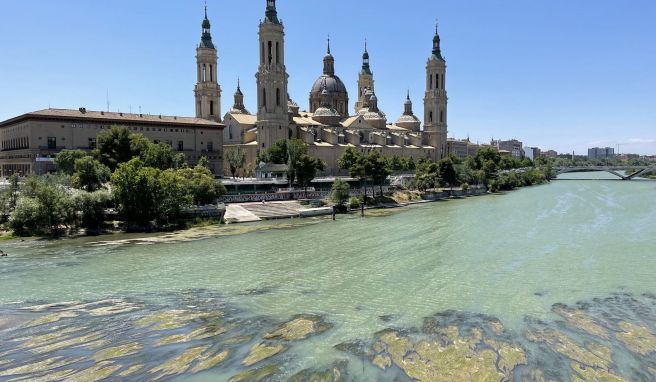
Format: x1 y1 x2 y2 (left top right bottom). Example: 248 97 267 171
264 314 332 341
191 349 232 373
570 362 629 382
242 343 288 367
287 360 348 382
615 321 656 355
228 364 280 382
93 342 142 362
149 345 210 380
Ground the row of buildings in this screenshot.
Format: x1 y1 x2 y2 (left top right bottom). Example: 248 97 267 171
0 1 543 179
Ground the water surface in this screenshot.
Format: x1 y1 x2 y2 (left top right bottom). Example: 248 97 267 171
1 174 655 381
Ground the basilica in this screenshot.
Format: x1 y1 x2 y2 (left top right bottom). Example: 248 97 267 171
208 0 449 175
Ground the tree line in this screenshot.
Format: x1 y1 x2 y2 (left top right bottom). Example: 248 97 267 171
0 126 226 236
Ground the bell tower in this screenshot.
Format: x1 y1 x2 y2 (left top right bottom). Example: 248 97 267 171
255 0 290 150
423 23 448 161
194 5 222 122
355 41 375 113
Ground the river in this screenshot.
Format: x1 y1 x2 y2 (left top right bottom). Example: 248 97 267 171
0 173 655 381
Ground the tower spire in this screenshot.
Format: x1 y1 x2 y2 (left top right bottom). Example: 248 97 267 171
323 35 335 76
432 20 443 59
200 3 214 49
327 35 331 55
265 0 280 24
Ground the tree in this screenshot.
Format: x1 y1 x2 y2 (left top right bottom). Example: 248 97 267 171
7 174 20 211
438 157 459 187
173 153 188 169
111 158 159 226
286 139 308 187
338 147 366 194
178 163 222 205
96 126 149 170
55 150 88 176
330 179 351 207
225 146 246 179
365 150 391 196
9 177 75 236
142 143 175 170
197 156 210 170
72 157 110 192
389 155 404 172
155 170 192 225
338 147 361 173
258 139 288 164
73 190 111 231
295 155 325 196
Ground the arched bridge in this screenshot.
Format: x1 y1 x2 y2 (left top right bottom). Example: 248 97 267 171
555 166 656 180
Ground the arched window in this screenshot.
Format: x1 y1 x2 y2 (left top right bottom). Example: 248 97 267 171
276 42 280 64
202 64 206 82
276 88 280 106
262 88 267 108
429 111 433 123
440 110 444 123
268 41 273 64
210 64 213 82
210 101 214 116
436 74 440 89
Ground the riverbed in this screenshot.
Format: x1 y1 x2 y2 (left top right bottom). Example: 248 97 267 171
0 173 655 381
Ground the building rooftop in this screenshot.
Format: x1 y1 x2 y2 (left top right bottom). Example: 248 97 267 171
0 108 224 129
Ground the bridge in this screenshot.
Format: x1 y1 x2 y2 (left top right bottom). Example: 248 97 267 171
555 166 656 180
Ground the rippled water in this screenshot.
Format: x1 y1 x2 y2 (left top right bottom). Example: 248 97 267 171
0 173 655 381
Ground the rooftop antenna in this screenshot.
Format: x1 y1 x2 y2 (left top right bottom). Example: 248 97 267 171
106 89 110 112
139 105 142 114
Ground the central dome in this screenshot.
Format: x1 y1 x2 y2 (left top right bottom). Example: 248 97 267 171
311 75 347 95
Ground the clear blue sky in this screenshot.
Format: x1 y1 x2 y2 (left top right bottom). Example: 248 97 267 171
1 0 655 155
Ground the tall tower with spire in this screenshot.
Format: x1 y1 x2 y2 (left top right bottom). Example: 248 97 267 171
194 5 222 122
355 41 375 113
255 0 290 150
423 24 448 161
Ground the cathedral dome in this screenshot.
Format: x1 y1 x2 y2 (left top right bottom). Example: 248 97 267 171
311 75 348 95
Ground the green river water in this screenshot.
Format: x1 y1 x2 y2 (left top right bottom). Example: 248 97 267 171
0 172 655 381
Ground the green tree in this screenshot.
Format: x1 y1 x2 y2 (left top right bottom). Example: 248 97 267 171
55 150 88 176
365 150 391 196
330 179 351 207
338 147 362 172
225 146 246 179
173 153 188 169
155 170 192 225
142 143 175 170
72 157 110 192
258 139 288 164
295 155 325 196
438 157 459 187
178 164 223 205
111 158 159 226
197 156 210 170
9 177 75 236
389 155 404 172
73 190 111 231
286 139 308 187
96 126 149 170
7 174 20 211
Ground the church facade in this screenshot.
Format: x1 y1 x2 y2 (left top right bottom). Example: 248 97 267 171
220 0 449 176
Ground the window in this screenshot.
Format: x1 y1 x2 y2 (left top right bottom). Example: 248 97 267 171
429 111 433 123
178 141 184 151
436 74 440 89
268 41 273 64
47 137 56 149
276 88 280 107
430 75 433 89
440 110 444 123
207 141 214 152
210 64 213 82
202 64 207 81
262 88 267 107
210 101 214 116
276 42 280 64
88 138 97 149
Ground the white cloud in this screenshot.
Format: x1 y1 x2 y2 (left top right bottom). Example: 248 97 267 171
625 138 656 145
